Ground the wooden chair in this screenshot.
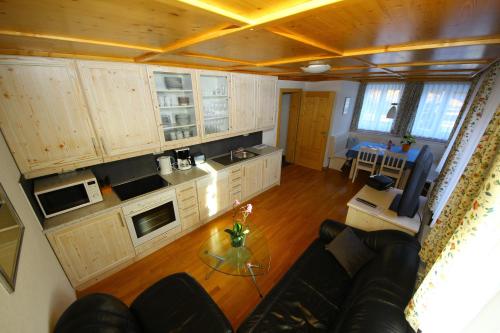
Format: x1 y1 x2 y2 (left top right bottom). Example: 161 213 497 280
352 147 379 182
379 150 407 188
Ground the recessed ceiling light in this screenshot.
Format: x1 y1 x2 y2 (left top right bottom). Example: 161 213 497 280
301 64 331 73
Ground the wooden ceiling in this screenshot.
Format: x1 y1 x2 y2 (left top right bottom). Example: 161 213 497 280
0 0 499 81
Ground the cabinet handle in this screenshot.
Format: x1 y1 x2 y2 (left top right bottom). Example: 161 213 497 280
182 211 197 219
182 204 197 211
100 137 108 155
180 187 194 193
182 196 195 202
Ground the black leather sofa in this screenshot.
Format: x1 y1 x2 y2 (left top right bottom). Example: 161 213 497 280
55 219 420 333
238 219 420 332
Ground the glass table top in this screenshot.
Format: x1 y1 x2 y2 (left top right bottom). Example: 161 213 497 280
199 226 270 277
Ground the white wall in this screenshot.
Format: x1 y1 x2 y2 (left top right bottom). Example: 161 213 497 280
278 93 291 152
0 134 75 333
262 80 305 146
262 79 360 167
461 289 500 333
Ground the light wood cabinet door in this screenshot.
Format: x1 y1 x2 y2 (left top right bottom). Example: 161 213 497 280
242 158 263 200
263 152 282 188
0 57 101 178
256 76 278 130
196 171 229 222
231 73 256 133
47 209 135 287
176 181 201 230
77 61 160 161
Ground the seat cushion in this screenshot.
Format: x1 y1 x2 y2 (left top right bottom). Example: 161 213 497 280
238 240 352 332
130 273 232 333
54 293 141 333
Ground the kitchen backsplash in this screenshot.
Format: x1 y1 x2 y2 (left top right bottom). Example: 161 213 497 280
21 131 263 225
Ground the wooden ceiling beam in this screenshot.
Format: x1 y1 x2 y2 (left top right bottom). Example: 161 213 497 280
0 48 133 62
134 0 348 63
266 27 342 55
378 59 492 68
177 52 257 66
0 29 163 52
255 35 500 67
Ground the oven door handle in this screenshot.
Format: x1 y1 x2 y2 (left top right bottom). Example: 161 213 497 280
124 195 176 217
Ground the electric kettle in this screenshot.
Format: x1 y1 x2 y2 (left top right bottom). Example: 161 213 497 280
157 156 174 175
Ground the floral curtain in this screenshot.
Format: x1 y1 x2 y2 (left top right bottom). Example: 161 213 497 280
405 109 500 331
391 82 423 136
427 61 500 215
349 82 366 131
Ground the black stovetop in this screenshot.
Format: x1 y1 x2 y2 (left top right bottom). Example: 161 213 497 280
112 174 170 201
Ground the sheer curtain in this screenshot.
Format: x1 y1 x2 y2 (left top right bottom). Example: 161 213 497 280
411 82 470 140
357 82 404 132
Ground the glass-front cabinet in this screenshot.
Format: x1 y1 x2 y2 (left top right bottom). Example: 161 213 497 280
147 66 201 148
197 72 231 138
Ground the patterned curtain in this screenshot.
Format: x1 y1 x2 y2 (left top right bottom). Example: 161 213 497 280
391 82 424 136
427 61 500 214
405 109 500 331
349 82 366 131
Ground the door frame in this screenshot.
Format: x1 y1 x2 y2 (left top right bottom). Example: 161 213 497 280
276 88 303 159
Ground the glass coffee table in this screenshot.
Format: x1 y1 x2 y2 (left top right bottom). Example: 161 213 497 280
199 227 270 297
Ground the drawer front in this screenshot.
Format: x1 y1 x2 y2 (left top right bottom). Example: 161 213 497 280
178 195 197 210
180 208 200 230
230 189 242 203
176 182 197 204
229 166 242 181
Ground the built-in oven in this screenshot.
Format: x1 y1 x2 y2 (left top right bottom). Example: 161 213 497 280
122 189 180 247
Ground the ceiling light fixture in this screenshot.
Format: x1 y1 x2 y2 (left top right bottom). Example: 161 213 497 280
301 64 331 73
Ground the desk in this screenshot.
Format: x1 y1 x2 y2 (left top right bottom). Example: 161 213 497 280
346 142 420 187
346 186 425 235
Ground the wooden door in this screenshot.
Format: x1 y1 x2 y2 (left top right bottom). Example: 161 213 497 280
256 76 278 129
46 209 135 287
263 152 282 188
285 92 302 163
231 73 256 133
77 61 160 161
295 91 335 170
196 170 229 222
242 158 263 199
0 57 101 178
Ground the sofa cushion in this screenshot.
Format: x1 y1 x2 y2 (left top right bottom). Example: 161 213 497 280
237 239 352 332
325 227 375 277
130 273 232 333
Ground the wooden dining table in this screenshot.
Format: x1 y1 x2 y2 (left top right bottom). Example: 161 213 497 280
345 141 421 186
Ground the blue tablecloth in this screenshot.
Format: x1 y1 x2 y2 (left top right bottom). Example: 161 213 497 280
345 141 420 167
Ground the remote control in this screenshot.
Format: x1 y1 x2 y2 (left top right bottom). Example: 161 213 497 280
355 197 377 208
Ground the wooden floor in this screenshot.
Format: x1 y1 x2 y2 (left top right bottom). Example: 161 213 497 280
79 164 366 329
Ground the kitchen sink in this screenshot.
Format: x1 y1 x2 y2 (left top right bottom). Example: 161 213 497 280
212 150 259 166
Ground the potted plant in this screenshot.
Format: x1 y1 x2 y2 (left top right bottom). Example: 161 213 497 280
225 200 252 248
400 133 416 152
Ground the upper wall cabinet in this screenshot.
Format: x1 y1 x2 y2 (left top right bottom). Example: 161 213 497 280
197 71 231 140
146 66 201 149
256 76 278 130
77 61 160 161
0 57 102 178
231 73 256 133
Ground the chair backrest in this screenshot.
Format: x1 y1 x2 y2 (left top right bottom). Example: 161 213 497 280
358 147 379 164
381 150 407 171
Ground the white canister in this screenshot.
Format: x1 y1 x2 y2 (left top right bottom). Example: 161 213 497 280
157 156 174 175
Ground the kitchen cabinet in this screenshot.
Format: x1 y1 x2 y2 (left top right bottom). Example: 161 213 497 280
230 73 256 133
242 158 264 200
147 66 202 149
263 151 282 189
46 209 135 288
77 61 160 161
0 57 101 178
228 165 243 204
175 181 201 230
197 71 231 139
196 170 230 222
256 76 278 130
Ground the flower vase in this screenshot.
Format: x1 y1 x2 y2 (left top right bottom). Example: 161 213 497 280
230 234 245 248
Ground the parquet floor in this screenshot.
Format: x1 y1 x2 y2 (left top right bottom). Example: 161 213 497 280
79 164 366 329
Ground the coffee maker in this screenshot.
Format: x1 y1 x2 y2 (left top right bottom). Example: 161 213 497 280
174 148 192 171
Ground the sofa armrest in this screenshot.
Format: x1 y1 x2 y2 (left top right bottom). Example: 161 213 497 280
319 219 368 243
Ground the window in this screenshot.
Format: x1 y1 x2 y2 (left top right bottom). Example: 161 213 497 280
357 82 405 132
411 82 470 141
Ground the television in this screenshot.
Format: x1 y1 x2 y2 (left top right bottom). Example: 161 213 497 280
389 145 433 218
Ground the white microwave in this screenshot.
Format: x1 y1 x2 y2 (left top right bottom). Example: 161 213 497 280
34 170 103 218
